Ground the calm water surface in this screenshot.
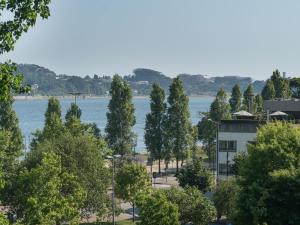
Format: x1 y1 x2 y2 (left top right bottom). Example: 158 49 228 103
13 97 213 152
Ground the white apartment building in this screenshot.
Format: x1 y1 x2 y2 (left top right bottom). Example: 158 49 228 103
217 119 259 180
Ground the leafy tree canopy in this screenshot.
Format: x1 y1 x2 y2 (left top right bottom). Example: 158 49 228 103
212 179 239 220
0 0 51 54
164 77 192 171
210 88 231 121
243 84 254 113
10 151 85 225
137 190 180 225
144 83 166 173
65 103 82 121
234 122 300 225
261 79 275 100
229 84 242 113
25 132 110 220
197 116 216 145
177 159 213 192
115 163 151 205
165 187 216 225
105 75 136 155
270 70 290 99
0 62 30 101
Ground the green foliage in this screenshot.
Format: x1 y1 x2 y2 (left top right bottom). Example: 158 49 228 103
45 97 62 122
0 0 51 54
254 94 263 114
12 152 85 225
0 130 10 190
210 88 231 121
266 168 300 225
229 84 242 113
165 187 216 225
289 77 300 98
0 62 30 101
231 153 246 176
18 64 112 96
177 159 213 192
197 115 216 165
243 84 254 112
115 163 151 205
0 68 24 173
137 190 180 225
0 93 23 177
164 77 192 171
105 75 136 155
26 132 110 220
261 79 275 100
66 103 82 121
64 103 101 138
190 125 199 161
41 97 65 139
144 84 166 173
115 163 150 221
0 213 9 225
18 65 266 96
234 122 300 225
212 180 239 220
270 70 290 99
251 93 264 118
25 100 109 220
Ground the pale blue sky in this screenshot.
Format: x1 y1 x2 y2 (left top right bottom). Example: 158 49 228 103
1 0 300 80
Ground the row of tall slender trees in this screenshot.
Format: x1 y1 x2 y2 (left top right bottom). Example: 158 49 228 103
261 70 291 100
105 75 193 173
144 78 192 173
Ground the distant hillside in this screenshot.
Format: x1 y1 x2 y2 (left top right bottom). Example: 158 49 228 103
17 64 265 96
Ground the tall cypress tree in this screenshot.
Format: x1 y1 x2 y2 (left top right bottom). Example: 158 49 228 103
105 75 136 155
42 97 64 139
31 97 64 149
0 94 23 172
210 88 231 122
270 70 291 99
145 84 166 173
254 94 263 114
229 84 242 113
65 103 82 135
261 79 275 100
243 84 254 113
65 103 82 122
164 77 192 172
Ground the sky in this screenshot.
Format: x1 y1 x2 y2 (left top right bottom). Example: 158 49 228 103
1 0 300 80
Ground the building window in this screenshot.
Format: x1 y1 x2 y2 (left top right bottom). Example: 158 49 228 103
219 140 237 152
219 163 234 175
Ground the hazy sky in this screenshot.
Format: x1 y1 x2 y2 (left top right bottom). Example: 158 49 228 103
1 0 300 80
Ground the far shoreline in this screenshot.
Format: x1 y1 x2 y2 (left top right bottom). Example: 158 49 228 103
13 94 215 101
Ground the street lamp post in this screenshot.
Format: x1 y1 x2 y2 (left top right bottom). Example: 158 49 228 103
106 154 121 225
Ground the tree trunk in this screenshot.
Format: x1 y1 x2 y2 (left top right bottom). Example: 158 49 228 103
176 157 179 173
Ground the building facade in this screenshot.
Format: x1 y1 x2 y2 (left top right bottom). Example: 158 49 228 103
217 120 259 180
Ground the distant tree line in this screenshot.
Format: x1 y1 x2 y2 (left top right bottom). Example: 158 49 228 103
17 64 266 96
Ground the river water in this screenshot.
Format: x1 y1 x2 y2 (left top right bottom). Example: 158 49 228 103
13 97 214 152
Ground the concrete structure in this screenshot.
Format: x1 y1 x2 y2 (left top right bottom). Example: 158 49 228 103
217 120 259 180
